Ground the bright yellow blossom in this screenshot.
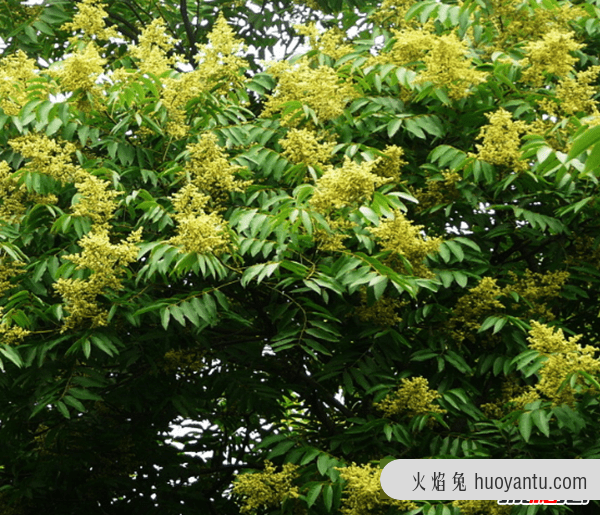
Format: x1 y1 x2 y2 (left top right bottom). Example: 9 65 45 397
539 66 600 117
72 174 122 225
370 209 442 278
416 33 488 99
51 42 106 93
0 308 30 346
194 13 249 91
527 321 600 406
262 60 357 125
279 128 335 168
336 463 417 515
369 0 418 29
182 133 251 203
232 461 299 513
54 226 143 331
295 22 354 60
168 183 231 255
129 19 180 75
374 27 432 67
61 0 118 42
9 134 86 184
0 50 39 116
376 377 446 418
0 161 27 220
0 255 24 298
520 30 583 86
371 145 407 182
161 15 248 138
503 269 570 320
473 108 528 171
310 157 390 212
448 277 505 344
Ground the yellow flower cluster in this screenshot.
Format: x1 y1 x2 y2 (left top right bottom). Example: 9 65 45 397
51 42 106 93
129 19 180 76
0 256 24 298
519 30 583 86
262 60 357 125
336 463 417 515
9 134 86 184
375 377 446 418
314 219 353 252
453 500 511 515
161 15 249 138
167 183 231 255
448 277 505 345
370 210 442 278
539 66 600 117
355 288 405 327
487 0 585 54
54 226 143 331
279 128 335 168
294 23 354 60
504 269 569 320
182 133 251 203
416 33 487 99
0 161 27 220
72 174 122 225
376 27 433 67
0 160 58 221
0 323 30 347
415 170 462 211
194 13 249 91
369 0 418 29
0 307 30 346
480 376 540 419
232 461 300 513
371 145 407 182
527 321 600 406
61 0 118 42
310 157 391 212
473 108 528 172
0 50 38 116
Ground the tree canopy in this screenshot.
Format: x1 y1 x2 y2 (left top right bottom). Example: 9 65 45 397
1 0 600 513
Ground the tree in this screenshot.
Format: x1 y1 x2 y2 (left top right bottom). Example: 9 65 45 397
0 0 600 513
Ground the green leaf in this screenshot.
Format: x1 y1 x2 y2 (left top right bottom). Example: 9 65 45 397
180 301 201 327
518 411 532 442
267 440 295 459
317 454 330 476
56 401 70 419
63 395 86 413
322 484 333 512
531 409 550 437
45 117 63 136
568 124 600 159
68 388 101 401
301 448 321 465
0 345 22 368
445 240 464 261
89 335 117 357
160 307 171 330
438 243 451 263
306 483 323 508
